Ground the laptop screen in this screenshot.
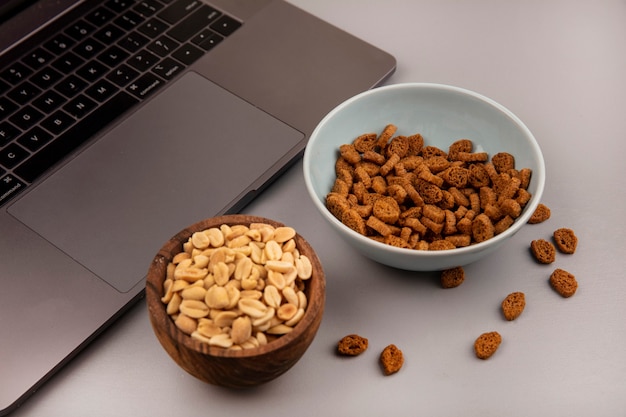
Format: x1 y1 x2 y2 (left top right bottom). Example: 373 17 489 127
0 0 35 22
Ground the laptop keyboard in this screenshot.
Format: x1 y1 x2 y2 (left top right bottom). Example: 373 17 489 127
0 0 241 207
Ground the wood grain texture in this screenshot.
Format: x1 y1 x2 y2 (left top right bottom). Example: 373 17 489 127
145 214 325 388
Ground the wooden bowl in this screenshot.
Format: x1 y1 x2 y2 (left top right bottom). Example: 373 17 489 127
145 214 326 388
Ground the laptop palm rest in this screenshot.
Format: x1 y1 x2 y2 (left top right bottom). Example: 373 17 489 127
8 71 304 293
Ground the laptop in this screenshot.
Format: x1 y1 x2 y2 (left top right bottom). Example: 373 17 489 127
0 0 395 413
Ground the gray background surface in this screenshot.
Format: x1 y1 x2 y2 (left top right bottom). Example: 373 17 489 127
12 0 626 416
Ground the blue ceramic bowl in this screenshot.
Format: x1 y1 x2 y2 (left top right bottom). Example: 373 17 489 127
303 83 545 271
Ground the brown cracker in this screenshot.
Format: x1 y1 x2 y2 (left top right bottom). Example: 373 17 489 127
553 228 578 254
499 198 522 219
441 266 465 288
550 268 578 298
406 133 424 155
445 234 471 247
376 124 398 151
501 291 526 321
337 334 369 356
457 151 489 162
441 166 469 188
494 215 514 235
380 344 404 375
373 196 401 224
528 203 551 224
325 193 350 219
530 239 556 264
468 163 491 188
339 143 361 165
386 135 410 158
472 213 495 243
353 133 378 153
448 138 473 160
424 155 450 173
429 240 456 250
422 145 447 159
474 331 502 360
491 152 515 173
341 209 367 235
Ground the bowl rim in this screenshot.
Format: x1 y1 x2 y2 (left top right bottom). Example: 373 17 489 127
303 82 546 259
145 214 325 358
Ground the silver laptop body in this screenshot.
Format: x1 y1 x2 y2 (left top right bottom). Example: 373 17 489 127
0 0 395 413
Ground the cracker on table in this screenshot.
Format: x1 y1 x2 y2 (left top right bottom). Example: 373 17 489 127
441 266 465 288
550 268 578 298
528 203 551 224
474 331 502 360
337 334 369 356
501 291 526 321
530 239 556 264
380 344 404 375
553 228 578 254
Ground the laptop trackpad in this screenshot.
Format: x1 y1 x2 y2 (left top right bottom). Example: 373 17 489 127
8 72 304 293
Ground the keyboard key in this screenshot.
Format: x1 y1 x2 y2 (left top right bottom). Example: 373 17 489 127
30 67 63 89
8 81 41 105
1 62 33 84
158 0 201 24
138 18 169 38
63 94 97 118
85 7 115 27
0 143 30 169
117 32 149 52
9 106 44 130
32 90 67 113
147 36 179 57
107 64 140 86
66 20 96 41
18 127 53 152
126 73 164 99
0 97 19 119
77 60 109 82
115 11 145 31
134 0 164 17
191 30 223 51
210 15 241 37
14 92 139 183
73 38 106 59
105 0 134 13
0 121 21 146
44 33 76 55
41 110 76 135
167 5 221 42
151 57 184 80
85 79 118 102
22 48 55 70
52 52 85 74
55 74 88 97
0 174 25 206
97 45 130 67
128 50 160 71
172 43 203 65
94 24 125 44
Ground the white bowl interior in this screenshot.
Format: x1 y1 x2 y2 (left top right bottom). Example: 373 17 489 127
303 83 545 271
